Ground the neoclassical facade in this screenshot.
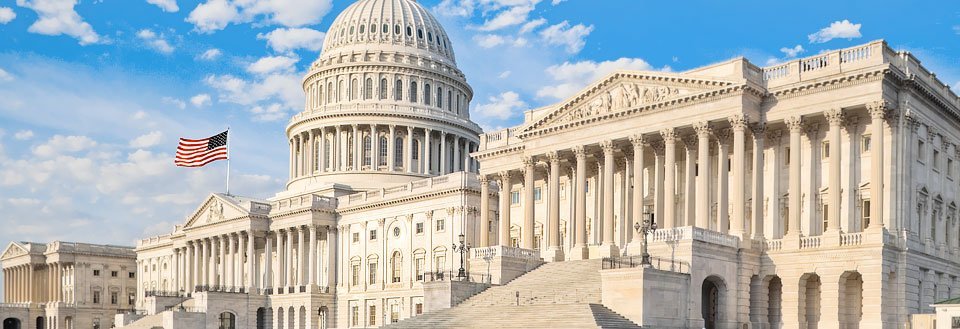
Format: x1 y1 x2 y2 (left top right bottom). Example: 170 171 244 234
0 241 137 329
472 40 960 328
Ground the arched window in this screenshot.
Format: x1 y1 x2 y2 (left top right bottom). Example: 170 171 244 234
424 83 431 106
359 24 365 34
338 80 344 102
363 136 372 167
349 26 354 35
327 82 334 103
395 80 403 101
417 29 423 39
379 137 388 166
394 24 401 34
383 24 388 34
379 78 388 100
318 86 324 106
364 78 373 100
395 137 404 166
410 82 418 103
219 312 236 329
447 91 452 111
347 135 355 168
428 31 433 42
437 87 443 108
455 94 461 114
350 79 358 100
391 251 402 283
406 26 412 37
413 140 420 160
324 138 331 170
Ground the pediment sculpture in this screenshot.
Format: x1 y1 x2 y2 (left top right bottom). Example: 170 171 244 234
562 83 682 124
206 199 224 223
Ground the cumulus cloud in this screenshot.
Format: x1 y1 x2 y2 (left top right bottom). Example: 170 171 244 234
129 131 163 148
536 58 660 100
190 93 212 107
198 48 222 61
257 27 326 52
249 103 286 122
204 69 302 122
519 18 546 34
14 130 34 140
0 68 12 81
780 45 805 58
0 7 15 24
474 34 506 48
136 29 175 54
474 91 527 120
32 135 97 157
498 71 512 79
16 0 102 45
247 55 298 75
146 0 178 12
162 96 187 110
187 0 333 33
808 19 862 43
540 21 593 53
475 5 535 31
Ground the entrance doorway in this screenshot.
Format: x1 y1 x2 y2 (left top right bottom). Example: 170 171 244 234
3 318 21 329
702 275 726 329
35 317 44 329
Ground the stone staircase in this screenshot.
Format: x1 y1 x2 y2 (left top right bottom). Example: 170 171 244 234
383 259 640 328
118 313 163 329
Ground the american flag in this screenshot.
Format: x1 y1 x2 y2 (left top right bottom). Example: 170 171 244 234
175 130 229 167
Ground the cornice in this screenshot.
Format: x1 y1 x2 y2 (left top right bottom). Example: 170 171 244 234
336 186 480 214
765 67 888 100
472 144 524 161
286 110 483 139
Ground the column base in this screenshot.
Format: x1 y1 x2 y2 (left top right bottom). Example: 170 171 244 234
569 244 589 260
822 229 842 247
541 247 565 262
783 232 802 250
597 243 620 258
624 240 644 256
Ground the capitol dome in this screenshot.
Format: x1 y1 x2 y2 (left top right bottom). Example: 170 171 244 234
284 0 482 193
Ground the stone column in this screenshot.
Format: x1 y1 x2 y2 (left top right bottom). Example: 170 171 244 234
219 236 227 287
453 136 462 172
307 130 314 175
479 175 491 247
826 109 844 234
326 226 338 288
630 136 646 245
730 115 748 238
289 139 295 180
682 135 697 227
247 231 256 290
286 229 295 289
352 124 360 171
318 128 326 173
334 125 342 171
298 226 307 287
388 125 396 171
867 101 887 231
227 235 235 289
786 116 804 236
572 146 588 258
264 233 274 291
600 141 619 257
652 142 665 229
371 124 379 170
752 124 767 239
309 226 318 287
694 122 712 228
545 151 564 261
499 171 513 247
406 126 414 173
661 129 678 228
716 128 731 234
277 230 285 290
424 129 433 175
172 249 179 293
522 156 536 249
191 241 199 290
440 131 448 175
202 239 211 287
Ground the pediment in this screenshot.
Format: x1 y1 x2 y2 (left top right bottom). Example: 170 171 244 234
0 242 29 260
182 194 251 229
519 71 737 135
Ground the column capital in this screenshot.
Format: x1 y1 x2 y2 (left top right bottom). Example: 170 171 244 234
546 151 560 164
572 145 587 159
522 156 535 167
751 122 767 137
867 99 892 118
728 114 749 131
600 140 615 154
693 121 712 137
785 116 804 132
629 134 645 146
714 128 731 145
765 129 782 142
825 108 845 126
478 174 490 184
650 140 665 156
498 170 513 183
660 128 678 142
682 134 698 150
424 210 434 220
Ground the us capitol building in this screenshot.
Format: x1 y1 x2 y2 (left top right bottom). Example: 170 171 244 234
4 0 960 328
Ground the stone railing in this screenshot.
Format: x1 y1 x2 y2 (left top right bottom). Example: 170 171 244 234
766 239 783 251
647 226 739 249
470 245 541 261
337 172 478 207
761 40 888 88
271 194 337 214
840 232 863 246
0 303 30 308
479 127 518 150
291 103 478 129
799 236 821 249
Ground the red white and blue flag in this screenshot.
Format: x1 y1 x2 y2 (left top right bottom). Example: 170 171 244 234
175 130 229 167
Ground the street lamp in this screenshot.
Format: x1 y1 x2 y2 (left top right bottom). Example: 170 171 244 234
453 233 471 279
633 212 657 267
178 289 185 311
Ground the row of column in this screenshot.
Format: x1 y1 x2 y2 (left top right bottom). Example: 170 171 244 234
2 263 70 304
476 106 890 253
289 125 478 179
305 75 467 115
3 265 32 303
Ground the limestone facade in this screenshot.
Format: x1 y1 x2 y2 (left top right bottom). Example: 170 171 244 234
0 241 137 329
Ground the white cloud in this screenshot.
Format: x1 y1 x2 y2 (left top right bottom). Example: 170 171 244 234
190 93 212 107
536 58 659 100
146 0 178 12
808 19 862 43
249 103 286 122
498 71 512 79
474 91 527 120
0 7 16 24
136 29 175 54
246 55 299 75
434 0 473 17
257 27 326 53
187 0 333 33
204 71 302 121
132 110 147 120
550 0 565 4
32 135 97 157
474 34 506 48
519 18 546 34
0 68 12 82
475 5 535 31
14 130 34 140
15 0 102 45
129 131 163 148
198 48 222 61
954 26 960 35
7 198 41 206
540 21 593 53
780 44 805 58
162 96 186 110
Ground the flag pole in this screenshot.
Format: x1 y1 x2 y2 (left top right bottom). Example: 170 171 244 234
226 126 231 196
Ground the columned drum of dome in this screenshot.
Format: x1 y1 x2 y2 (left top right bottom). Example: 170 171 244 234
286 0 482 191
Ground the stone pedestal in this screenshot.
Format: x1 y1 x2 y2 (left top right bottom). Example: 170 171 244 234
601 266 690 328
468 246 543 285
783 233 801 250
541 247 565 262
568 245 589 260
422 280 490 313
597 243 620 258
822 229 842 247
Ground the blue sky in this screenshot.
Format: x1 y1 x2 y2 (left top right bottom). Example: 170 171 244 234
0 0 958 299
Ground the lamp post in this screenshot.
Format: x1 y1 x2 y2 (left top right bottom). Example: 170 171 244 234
178 289 185 311
453 233 471 279
633 212 657 267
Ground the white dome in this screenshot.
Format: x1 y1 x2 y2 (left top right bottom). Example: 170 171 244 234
321 0 456 64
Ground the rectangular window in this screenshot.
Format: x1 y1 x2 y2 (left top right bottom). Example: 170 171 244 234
111 271 118 277
785 147 791 165
128 293 135 306
435 256 446 273
585 181 590 193
436 219 445 232
534 187 543 202
559 183 566 199
862 135 871 152
128 272 135 279
415 258 425 281
368 263 377 284
822 141 830 158
369 229 377 241
934 150 941 170
369 305 377 326
950 159 955 177
352 232 360 243
919 140 926 162
93 291 101 304
511 191 520 205
415 303 423 315
862 200 871 229
416 222 424 234
111 292 118 305
822 204 829 232
352 306 359 327
352 264 360 286
93 270 100 276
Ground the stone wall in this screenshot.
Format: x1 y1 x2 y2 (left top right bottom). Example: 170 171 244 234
600 267 690 328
